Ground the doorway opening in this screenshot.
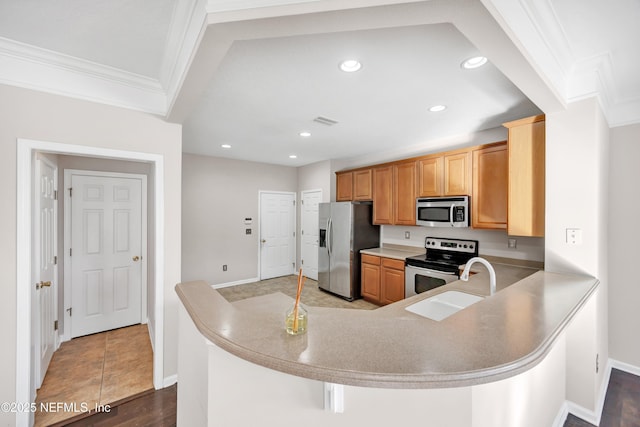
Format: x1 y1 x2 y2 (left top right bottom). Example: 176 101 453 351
16 138 165 427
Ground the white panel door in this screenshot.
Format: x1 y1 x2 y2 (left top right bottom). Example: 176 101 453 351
301 190 322 281
34 156 57 387
70 174 143 337
260 192 296 280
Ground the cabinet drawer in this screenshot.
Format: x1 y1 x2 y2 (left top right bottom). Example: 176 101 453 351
381 257 405 270
361 254 381 265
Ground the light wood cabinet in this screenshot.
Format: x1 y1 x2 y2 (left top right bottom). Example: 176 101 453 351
361 254 381 303
336 172 353 201
393 161 417 225
503 115 545 237
373 165 393 225
443 150 471 196
353 169 373 201
417 150 470 197
361 254 405 305
380 258 405 305
472 142 508 229
417 155 443 197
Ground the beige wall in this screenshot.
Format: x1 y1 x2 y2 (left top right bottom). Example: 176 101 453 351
181 153 297 285
0 83 182 424
609 123 640 368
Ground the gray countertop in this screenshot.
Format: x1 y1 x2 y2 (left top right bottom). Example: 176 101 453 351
360 245 425 260
175 267 598 389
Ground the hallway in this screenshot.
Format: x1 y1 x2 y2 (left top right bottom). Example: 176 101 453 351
35 324 154 427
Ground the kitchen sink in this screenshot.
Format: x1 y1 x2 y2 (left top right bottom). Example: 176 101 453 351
405 291 484 321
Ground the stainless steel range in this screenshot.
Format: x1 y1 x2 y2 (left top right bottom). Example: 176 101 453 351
405 237 479 297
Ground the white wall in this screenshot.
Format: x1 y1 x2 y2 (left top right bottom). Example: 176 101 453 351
181 153 298 285
608 123 640 368
545 97 610 413
0 83 182 425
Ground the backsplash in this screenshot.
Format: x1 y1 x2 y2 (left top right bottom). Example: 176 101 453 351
382 225 544 262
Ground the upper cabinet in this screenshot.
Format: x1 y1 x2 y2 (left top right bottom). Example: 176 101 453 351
373 165 393 224
393 161 417 225
336 169 372 201
417 149 471 197
472 142 508 229
503 115 545 237
336 171 353 201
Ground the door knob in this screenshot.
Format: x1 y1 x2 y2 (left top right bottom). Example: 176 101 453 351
132 256 140 261
261 239 266 243
36 281 52 290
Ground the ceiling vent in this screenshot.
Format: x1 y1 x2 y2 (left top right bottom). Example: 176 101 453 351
313 116 339 126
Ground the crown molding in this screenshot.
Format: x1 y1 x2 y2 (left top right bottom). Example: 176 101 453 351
482 0 640 127
0 37 167 114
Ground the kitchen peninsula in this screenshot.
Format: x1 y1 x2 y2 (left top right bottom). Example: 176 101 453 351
176 269 599 427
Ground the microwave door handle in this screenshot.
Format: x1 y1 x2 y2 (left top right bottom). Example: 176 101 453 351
450 204 455 227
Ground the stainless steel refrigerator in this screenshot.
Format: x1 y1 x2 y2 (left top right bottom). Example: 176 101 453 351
318 202 380 300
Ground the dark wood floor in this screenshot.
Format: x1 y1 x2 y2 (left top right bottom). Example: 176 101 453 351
564 368 640 427
67 368 639 427
62 385 176 427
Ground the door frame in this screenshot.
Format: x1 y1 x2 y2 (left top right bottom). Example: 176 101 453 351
63 169 148 341
16 138 165 427
257 191 297 280
300 189 323 281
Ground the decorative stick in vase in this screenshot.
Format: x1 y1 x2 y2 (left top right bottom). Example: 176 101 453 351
293 268 306 333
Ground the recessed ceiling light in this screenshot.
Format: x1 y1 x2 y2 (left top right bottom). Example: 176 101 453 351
429 105 447 112
299 131 311 137
339 59 362 73
221 144 231 148
462 56 488 69
289 154 297 159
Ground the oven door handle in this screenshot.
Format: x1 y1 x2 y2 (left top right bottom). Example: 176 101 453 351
409 266 458 276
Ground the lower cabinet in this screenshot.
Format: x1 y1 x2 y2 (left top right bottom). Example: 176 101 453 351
361 254 405 305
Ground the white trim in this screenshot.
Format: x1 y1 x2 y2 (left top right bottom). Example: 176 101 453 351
212 277 260 289
551 401 569 427
610 358 640 377
63 169 148 339
16 138 166 427
163 374 178 388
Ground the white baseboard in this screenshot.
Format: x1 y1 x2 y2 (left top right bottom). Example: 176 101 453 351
212 277 259 289
609 358 640 376
163 374 178 388
147 319 156 353
555 357 640 427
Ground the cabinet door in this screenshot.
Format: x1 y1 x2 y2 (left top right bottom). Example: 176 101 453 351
444 151 471 196
505 115 545 237
361 256 381 303
373 166 393 225
380 258 405 305
472 143 507 229
353 169 373 201
394 161 417 225
417 156 443 197
336 172 353 201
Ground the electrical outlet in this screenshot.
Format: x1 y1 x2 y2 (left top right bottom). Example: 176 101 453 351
223 265 227 271
566 228 582 245
508 238 517 249
245 228 252 235
404 231 410 239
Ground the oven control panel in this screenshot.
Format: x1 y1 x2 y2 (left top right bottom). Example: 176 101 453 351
425 237 478 254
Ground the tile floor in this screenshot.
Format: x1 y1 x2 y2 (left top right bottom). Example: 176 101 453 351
35 324 154 427
217 275 379 310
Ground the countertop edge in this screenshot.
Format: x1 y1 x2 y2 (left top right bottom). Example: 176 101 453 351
175 274 600 389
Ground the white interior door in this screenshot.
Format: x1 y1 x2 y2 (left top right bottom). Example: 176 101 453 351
34 155 57 387
301 190 322 281
70 174 143 338
260 192 296 280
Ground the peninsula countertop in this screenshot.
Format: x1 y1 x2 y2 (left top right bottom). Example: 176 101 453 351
175 268 598 389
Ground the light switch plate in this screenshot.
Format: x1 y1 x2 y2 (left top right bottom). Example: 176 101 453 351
566 228 582 245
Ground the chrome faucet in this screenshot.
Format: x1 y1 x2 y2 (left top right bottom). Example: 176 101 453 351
460 257 496 296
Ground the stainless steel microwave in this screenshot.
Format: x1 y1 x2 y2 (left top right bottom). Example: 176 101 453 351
416 196 470 227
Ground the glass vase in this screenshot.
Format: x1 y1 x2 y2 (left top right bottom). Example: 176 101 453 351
285 303 308 335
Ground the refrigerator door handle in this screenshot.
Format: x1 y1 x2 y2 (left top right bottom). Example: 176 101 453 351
327 218 332 257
